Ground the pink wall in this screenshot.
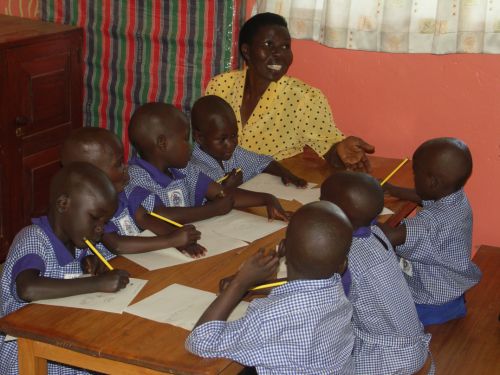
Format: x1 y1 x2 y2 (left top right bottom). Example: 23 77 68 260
289 41 500 250
246 0 499 249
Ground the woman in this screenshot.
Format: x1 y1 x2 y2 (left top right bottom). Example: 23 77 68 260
206 12 374 171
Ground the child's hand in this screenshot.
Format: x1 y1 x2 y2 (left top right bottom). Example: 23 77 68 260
95 269 130 292
234 249 279 289
264 194 290 222
167 225 201 248
221 169 243 189
178 243 207 258
81 255 108 276
210 193 235 215
218 274 235 293
381 181 396 195
281 172 307 188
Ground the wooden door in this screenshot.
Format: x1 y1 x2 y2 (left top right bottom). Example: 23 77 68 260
1 32 82 260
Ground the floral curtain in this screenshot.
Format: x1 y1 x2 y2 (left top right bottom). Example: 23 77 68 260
255 0 500 54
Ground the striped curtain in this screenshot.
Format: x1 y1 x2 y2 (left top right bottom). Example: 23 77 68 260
40 0 244 159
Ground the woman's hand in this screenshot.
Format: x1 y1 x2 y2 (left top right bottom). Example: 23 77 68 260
335 136 375 172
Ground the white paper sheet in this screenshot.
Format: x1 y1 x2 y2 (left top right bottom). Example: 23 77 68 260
277 257 287 279
33 278 147 314
123 230 247 271
125 283 249 331
193 209 287 243
240 173 320 204
380 207 394 215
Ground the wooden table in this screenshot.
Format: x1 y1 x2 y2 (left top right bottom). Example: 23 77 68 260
0 154 415 375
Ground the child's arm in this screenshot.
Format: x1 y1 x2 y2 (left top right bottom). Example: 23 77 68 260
206 182 289 221
101 225 205 257
383 183 422 204
152 194 234 224
377 222 407 247
263 161 307 187
193 249 279 328
134 206 176 235
15 268 130 302
220 169 243 189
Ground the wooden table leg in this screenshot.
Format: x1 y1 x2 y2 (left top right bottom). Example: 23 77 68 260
18 338 48 375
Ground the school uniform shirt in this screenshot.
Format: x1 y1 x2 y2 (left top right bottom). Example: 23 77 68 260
205 69 344 160
0 217 94 375
190 142 273 183
127 157 212 207
104 187 156 236
396 189 482 305
186 275 355 375
348 225 430 375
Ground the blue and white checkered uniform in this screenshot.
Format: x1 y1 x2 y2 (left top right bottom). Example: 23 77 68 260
104 187 156 236
349 225 431 374
189 142 273 183
128 157 212 207
186 275 355 374
396 189 482 305
0 217 96 375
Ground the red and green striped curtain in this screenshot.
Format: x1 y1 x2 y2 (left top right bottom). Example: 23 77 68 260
40 0 245 158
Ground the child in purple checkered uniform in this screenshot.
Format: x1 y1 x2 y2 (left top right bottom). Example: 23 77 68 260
0 163 129 375
61 127 205 258
381 137 482 326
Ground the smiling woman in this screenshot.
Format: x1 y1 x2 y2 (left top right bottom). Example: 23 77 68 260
205 12 375 171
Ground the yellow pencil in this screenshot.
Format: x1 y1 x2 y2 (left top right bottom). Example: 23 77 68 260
250 280 287 291
148 211 183 228
380 158 409 186
216 168 242 184
83 238 114 271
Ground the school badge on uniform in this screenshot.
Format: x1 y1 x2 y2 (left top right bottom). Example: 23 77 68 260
168 189 185 207
118 216 139 236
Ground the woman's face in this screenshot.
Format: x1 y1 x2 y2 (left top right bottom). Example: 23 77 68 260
243 25 293 82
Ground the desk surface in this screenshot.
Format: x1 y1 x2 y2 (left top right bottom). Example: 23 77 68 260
0 154 416 374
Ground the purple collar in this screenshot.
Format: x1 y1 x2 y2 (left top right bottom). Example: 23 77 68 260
115 191 128 217
129 157 185 188
352 219 377 238
31 216 84 266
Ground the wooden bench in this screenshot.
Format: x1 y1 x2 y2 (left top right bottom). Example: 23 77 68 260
416 245 500 374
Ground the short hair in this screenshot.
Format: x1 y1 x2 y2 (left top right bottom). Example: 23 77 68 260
50 162 116 208
191 95 235 133
239 12 288 60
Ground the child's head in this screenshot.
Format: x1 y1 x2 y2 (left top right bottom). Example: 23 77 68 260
320 171 384 229
129 103 191 168
50 162 117 248
284 201 352 280
412 137 472 200
191 95 238 162
61 127 129 193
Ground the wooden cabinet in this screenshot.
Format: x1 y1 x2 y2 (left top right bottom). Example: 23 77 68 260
0 15 83 261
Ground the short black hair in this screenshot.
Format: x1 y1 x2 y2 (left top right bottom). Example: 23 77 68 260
239 12 288 60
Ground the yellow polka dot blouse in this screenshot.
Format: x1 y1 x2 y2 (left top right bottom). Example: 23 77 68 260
205 69 344 160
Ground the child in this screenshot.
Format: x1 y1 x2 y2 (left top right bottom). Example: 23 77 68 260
190 95 306 188
61 128 205 258
127 102 288 224
186 201 355 374
321 171 430 374
0 162 130 375
379 137 482 326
